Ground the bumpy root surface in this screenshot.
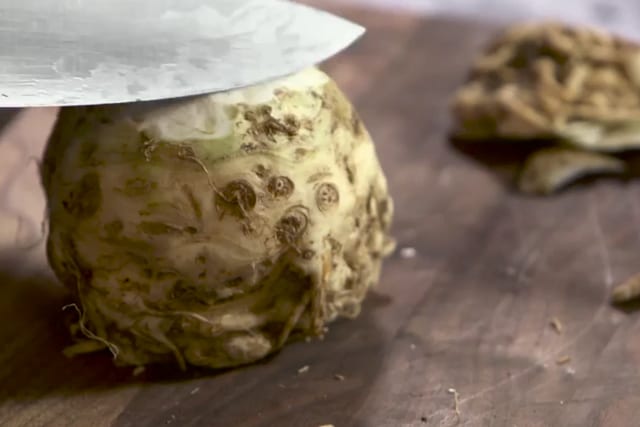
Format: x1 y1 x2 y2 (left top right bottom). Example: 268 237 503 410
42 67 395 369
452 21 640 147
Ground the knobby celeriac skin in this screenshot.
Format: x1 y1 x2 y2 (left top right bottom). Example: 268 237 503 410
41 67 395 370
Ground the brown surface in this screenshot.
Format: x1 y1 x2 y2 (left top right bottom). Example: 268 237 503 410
2 5 640 427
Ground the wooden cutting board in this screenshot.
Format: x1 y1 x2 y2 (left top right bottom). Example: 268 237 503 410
1 4 640 427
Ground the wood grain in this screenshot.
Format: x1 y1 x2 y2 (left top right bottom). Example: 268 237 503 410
2 4 640 427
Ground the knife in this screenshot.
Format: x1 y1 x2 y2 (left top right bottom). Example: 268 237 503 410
0 0 364 108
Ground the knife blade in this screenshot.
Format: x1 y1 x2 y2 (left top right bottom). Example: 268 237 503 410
0 0 364 108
